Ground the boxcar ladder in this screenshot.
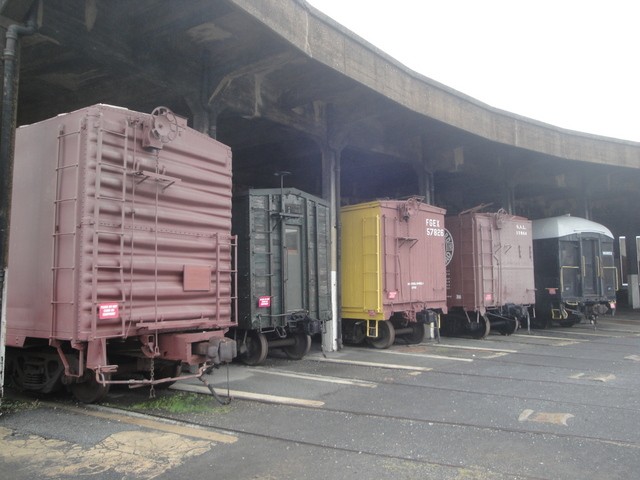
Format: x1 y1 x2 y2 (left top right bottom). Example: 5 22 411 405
51 126 81 341
362 216 380 337
477 222 495 307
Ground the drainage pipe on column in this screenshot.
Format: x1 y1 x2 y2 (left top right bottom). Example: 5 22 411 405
0 11 38 403
335 149 342 349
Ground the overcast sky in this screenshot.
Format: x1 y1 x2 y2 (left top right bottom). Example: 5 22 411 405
306 0 640 142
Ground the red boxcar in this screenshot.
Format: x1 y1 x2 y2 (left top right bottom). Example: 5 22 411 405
444 209 535 338
5 105 237 401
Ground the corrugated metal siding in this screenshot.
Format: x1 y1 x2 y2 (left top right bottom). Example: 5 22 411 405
7 105 235 344
497 216 536 306
446 212 535 312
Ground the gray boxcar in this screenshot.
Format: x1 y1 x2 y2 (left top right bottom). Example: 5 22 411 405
5 105 237 402
444 210 535 338
231 188 331 365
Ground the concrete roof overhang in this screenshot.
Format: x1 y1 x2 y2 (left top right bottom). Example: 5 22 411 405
2 0 639 234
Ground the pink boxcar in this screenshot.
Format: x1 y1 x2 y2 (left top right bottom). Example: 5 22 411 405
341 198 448 348
6 105 237 401
444 209 535 338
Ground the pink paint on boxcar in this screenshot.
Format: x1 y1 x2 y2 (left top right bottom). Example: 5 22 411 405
446 210 535 313
6 105 236 383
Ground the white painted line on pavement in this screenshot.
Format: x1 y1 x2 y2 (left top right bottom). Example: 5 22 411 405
253 367 377 388
518 409 574 426
482 352 511 359
375 349 473 362
432 344 518 354
555 331 616 337
514 334 584 342
171 383 325 408
306 355 433 371
569 372 616 382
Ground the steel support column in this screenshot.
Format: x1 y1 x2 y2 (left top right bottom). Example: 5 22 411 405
0 10 37 404
419 167 434 205
580 173 593 220
418 140 434 205
321 145 341 351
502 184 515 214
617 235 639 308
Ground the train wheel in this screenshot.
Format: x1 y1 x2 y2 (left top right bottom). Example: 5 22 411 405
470 315 490 339
438 316 459 336
532 316 551 329
70 370 110 404
405 323 427 344
241 332 268 366
7 355 26 391
499 318 519 336
366 320 396 349
284 333 312 360
350 323 366 344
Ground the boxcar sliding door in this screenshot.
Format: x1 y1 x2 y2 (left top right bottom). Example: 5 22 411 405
285 225 304 312
581 238 599 297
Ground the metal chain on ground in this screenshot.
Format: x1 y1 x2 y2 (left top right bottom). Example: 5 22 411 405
149 357 156 399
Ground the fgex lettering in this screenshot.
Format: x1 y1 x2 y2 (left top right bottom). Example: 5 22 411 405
426 218 444 236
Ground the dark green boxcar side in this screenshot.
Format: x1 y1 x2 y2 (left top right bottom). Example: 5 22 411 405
231 188 332 364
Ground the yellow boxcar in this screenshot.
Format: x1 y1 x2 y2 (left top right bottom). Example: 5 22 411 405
341 198 447 348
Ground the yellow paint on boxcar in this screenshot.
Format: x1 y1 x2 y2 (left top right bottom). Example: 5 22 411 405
340 202 384 320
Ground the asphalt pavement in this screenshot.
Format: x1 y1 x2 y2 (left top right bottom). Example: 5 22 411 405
1 309 639 480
